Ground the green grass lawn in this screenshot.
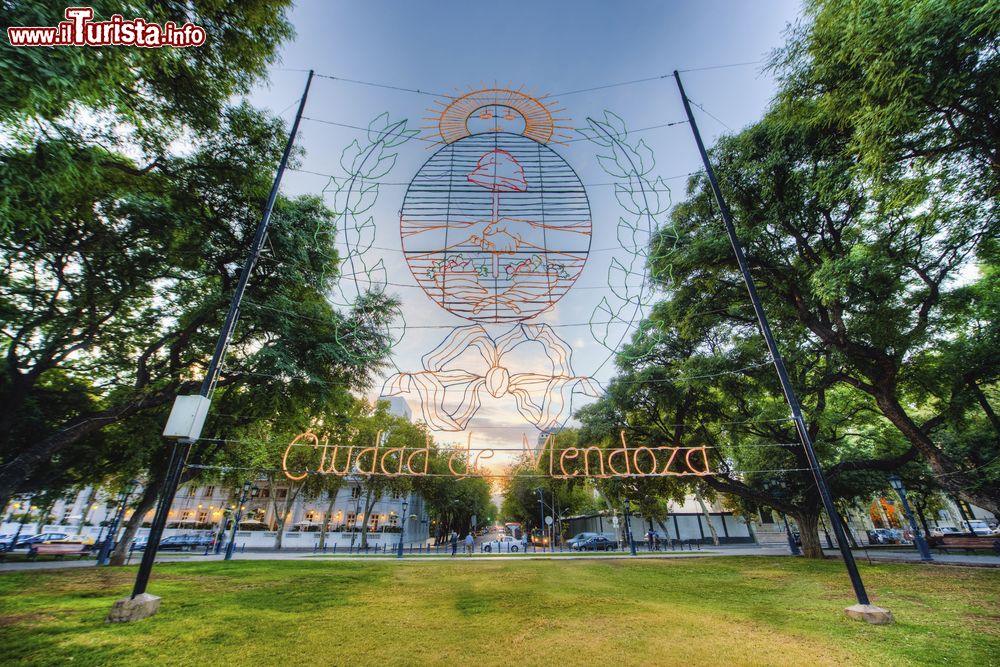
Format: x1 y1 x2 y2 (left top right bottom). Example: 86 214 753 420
1 557 997 666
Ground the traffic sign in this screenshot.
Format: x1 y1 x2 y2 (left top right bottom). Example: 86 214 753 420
545 515 553 526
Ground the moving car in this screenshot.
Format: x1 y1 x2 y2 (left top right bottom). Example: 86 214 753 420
529 530 550 547
573 535 616 551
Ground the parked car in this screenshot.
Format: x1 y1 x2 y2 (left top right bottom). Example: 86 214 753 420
482 535 521 553
566 532 599 549
573 535 616 551
0 533 23 552
929 526 963 537
15 533 69 549
963 520 996 537
55 534 95 547
867 528 902 545
158 535 214 551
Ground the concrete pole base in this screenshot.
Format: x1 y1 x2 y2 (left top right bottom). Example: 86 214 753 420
106 593 161 623
844 603 894 625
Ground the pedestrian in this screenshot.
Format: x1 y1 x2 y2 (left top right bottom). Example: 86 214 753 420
464 532 474 556
450 531 458 556
646 529 654 550
652 530 660 551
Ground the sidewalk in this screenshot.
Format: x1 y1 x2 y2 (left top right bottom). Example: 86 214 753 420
0 544 784 571
824 546 1000 568
4 543 996 573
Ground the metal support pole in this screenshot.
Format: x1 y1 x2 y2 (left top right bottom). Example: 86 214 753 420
890 476 932 561
130 70 315 599
673 70 871 606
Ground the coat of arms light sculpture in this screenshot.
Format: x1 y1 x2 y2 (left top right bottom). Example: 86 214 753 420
384 88 600 432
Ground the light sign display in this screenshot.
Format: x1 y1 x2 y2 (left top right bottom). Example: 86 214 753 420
282 430 711 481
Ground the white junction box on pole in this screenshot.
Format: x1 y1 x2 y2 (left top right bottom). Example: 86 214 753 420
162 395 212 441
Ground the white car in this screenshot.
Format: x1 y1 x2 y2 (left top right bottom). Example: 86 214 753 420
964 520 996 537
482 535 522 553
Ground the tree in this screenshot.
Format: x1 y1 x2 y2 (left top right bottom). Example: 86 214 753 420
0 101 401 510
0 1 294 154
774 0 1000 198
419 445 492 544
650 90 999 516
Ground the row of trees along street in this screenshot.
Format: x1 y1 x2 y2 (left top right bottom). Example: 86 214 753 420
505 0 997 558
0 0 493 564
1 0 996 562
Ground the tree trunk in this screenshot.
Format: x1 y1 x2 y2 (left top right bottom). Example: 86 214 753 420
655 517 673 545
77 487 97 534
694 490 720 546
875 392 1000 516
794 510 822 558
109 481 159 566
272 487 301 550
359 490 377 549
36 500 55 534
318 492 336 550
913 499 931 537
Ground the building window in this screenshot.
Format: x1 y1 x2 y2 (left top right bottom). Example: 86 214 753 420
259 488 270 499
305 510 316 522
346 513 355 528
276 489 287 500
391 490 401 500
181 510 192 521
759 509 775 524
197 511 208 523
187 487 197 498
388 515 398 527
204 486 215 498
369 514 380 530
351 486 361 499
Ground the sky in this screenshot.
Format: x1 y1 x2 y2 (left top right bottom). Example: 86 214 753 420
246 0 805 470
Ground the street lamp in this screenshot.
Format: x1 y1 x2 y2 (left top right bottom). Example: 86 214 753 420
888 475 933 562
98 480 139 566
215 508 231 555
224 482 259 561
397 498 409 558
536 488 546 552
623 499 637 556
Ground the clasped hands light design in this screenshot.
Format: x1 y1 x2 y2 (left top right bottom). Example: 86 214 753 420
384 323 600 432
